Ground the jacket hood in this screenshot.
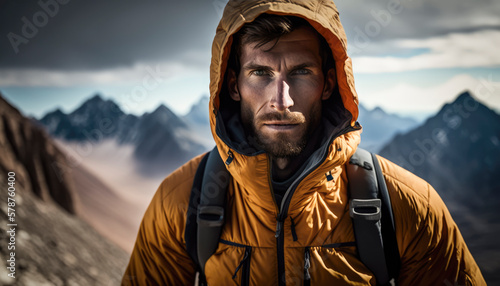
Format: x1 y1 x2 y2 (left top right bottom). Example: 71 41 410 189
209 0 361 202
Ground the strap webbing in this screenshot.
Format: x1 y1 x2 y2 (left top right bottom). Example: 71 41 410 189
372 153 401 281
197 147 231 272
185 152 209 266
348 148 392 285
185 151 210 284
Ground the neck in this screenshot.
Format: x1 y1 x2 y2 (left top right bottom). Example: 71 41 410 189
271 123 323 182
272 157 294 181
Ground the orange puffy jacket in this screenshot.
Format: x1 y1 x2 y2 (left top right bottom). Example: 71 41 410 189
122 0 485 285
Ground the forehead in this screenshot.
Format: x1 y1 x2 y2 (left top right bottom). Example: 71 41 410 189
239 27 323 66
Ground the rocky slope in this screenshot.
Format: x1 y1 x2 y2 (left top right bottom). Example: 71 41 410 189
0 96 76 213
0 175 129 285
0 94 129 285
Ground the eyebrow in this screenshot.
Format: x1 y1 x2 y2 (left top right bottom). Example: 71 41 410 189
242 62 319 71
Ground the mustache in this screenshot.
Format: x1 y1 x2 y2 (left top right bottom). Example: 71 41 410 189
257 111 306 124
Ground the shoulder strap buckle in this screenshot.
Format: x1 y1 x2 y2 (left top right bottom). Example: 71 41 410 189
349 198 381 221
197 206 225 227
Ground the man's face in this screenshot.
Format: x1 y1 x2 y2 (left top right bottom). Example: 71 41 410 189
228 27 336 158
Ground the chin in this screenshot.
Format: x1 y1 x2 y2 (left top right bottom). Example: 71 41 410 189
259 136 306 158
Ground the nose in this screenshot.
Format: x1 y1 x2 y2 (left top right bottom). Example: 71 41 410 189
270 77 294 112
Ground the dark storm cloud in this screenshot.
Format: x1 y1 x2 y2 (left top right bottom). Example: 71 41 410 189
0 0 223 70
336 0 500 54
0 0 498 70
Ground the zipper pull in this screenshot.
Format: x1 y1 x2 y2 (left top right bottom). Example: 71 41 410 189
225 150 234 165
290 216 298 241
304 247 311 283
275 219 283 238
232 247 250 279
325 171 334 181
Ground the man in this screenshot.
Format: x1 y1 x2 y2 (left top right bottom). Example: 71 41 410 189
122 0 485 285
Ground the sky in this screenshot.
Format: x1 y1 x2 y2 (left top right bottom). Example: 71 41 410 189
1 0 499 121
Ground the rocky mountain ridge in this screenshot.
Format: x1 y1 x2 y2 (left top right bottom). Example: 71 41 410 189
0 94 129 285
39 94 210 176
379 91 500 283
380 91 500 204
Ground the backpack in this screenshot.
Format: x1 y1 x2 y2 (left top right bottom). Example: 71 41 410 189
185 147 401 286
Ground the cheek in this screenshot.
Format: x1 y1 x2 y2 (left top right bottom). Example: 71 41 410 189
288 76 324 99
240 99 256 127
238 83 270 115
300 78 324 96
239 80 270 102
300 97 323 125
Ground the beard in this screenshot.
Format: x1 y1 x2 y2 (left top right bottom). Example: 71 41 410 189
241 106 321 159
261 131 307 158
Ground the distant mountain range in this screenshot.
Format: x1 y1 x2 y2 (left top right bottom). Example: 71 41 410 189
37 92 499 202
37 94 419 166
39 94 212 176
358 103 419 152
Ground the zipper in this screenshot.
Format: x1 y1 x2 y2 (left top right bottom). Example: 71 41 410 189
232 250 249 279
277 217 286 286
304 247 311 286
268 152 287 286
242 246 251 286
231 246 251 286
221 240 251 286
266 153 287 285
290 216 298 241
273 125 356 286
275 220 283 238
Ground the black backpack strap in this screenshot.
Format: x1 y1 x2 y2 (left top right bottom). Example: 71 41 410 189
373 152 401 281
185 147 231 284
197 147 231 272
347 148 400 286
185 150 210 281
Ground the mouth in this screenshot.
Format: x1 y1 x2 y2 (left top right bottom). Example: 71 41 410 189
263 122 300 130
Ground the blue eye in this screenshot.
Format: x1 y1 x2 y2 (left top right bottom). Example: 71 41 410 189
252 70 268 76
294 69 310 75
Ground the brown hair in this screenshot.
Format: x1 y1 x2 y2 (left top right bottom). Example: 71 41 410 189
228 14 334 75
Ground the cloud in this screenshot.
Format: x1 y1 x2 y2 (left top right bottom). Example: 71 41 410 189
337 0 500 45
359 73 500 114
0 0 219 70
0 61 198 87
1 0 499 71
352 30 500 73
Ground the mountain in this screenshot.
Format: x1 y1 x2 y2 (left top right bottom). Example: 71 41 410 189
184 95 210 126
358 104 419 152
0 96 76 213
379 91 500 203
379 91 500 283
182 96 214 148
0 94 128 285
40 94 138 143
39 94 210 177
134 104 207 175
